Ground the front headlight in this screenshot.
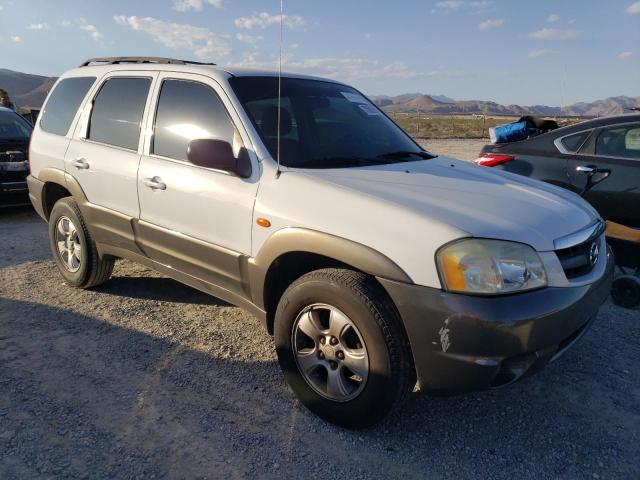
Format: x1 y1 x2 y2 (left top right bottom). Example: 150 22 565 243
436 238 547 295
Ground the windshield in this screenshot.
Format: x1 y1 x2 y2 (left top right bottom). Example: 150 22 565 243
0 110 32 141
229 76 433 168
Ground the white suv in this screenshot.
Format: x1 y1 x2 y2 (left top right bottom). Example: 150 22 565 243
28 57 613 429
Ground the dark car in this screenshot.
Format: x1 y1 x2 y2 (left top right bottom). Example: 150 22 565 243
476 114 640 228
0 106 32 206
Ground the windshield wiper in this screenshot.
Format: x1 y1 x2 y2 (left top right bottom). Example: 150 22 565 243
376 150 435 160
297 156 391 168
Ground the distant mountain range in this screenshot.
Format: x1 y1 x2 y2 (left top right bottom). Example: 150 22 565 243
370 93 640 117
0 69 57 109
1 68 638 117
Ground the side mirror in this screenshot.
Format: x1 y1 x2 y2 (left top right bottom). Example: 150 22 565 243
187 138 252 178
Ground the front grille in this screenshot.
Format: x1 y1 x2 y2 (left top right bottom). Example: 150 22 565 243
0 150 26 162
0 144 28 162
555 237 600 279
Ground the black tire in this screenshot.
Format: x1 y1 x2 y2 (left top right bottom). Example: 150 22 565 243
611 275 640 309
48 197 114 288
274 268 415 429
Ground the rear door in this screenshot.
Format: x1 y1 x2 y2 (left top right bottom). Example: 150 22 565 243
65 71 157 218
136 72 259 295
567 121 640 227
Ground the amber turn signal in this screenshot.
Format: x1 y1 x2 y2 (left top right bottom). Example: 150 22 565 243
256 218 271 228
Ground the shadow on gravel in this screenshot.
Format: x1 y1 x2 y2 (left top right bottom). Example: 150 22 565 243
95 275 231 306
0 297 283 478
1 297 637 479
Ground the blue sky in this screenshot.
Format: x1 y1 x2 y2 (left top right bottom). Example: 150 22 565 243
2 0 639 105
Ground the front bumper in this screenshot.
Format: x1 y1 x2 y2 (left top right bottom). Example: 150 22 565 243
379 247 614 392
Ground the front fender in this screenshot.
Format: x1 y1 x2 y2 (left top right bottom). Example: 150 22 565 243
247 227 412 309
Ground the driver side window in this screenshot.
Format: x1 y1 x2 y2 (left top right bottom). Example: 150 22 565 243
153 79 241 162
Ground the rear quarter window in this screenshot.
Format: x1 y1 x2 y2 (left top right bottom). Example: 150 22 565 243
560 130 591 153
40 77 96 136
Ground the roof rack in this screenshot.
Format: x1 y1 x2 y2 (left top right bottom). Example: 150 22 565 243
79 57 216 67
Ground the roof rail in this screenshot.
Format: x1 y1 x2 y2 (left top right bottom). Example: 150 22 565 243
79 57 216 67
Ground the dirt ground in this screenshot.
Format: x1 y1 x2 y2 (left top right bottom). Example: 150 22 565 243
417 138 485 161
1 141 639 479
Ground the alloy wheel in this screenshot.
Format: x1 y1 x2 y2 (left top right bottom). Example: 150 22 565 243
292 303 369 402
55 216 82 273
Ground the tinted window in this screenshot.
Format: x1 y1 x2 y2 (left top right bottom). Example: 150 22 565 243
0 110 32 140
153 80 238 161
40 77 95 136
230 77 429 168
560 130 591 153
596 123 640 159
88 77 151 150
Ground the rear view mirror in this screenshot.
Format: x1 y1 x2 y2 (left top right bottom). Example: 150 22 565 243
187 138 252 178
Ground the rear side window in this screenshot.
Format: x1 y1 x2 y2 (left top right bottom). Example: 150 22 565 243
560 130 591 153
40 77 95 136
595 123 640 159
88 77 151 150
152 79 236 161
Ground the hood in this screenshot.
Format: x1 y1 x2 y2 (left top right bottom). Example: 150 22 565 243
292 157 598 252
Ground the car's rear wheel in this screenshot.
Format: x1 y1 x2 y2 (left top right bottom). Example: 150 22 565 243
48 197 114 288
274 268 415 429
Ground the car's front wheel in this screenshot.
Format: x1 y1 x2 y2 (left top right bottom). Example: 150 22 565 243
48 197 114 288
274 268 415 429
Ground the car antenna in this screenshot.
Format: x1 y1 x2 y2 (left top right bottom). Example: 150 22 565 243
275 0 284 178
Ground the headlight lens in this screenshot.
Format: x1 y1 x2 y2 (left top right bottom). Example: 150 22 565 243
437 239 547 295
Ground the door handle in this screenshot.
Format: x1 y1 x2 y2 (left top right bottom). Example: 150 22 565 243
143 176 167 191
576 165 596 174
72 158 90 170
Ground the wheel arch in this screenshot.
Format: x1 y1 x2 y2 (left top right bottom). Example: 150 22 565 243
35 168 89 220
248 228 412 334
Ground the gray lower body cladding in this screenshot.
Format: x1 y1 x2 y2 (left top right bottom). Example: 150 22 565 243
378 249 614 393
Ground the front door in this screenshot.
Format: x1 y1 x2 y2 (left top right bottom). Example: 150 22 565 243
136 72 260 295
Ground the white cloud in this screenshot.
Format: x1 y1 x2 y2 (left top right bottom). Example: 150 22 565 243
478 18 503 30
618 51 633 59
528 28 580 40
27 22 49 30
229 55 464 83
235 32 263 45
61 18 103 41
436 0 465 8
528 49 559 58
114 15 231 59
10 35 22 43
433 1 493 13
80 23 103 41
364 33 372 40
173 0 222 12
234 12 306 30
626 2 640 13
230 56 425 81
547 14 560 23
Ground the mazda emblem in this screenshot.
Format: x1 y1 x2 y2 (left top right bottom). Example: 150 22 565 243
589 241 599 267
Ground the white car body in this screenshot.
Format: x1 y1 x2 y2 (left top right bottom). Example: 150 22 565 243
29 62 604 289
27 60 613 418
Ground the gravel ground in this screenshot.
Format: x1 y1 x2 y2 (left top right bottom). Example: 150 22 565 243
416 138 486 161
1 140 639 479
